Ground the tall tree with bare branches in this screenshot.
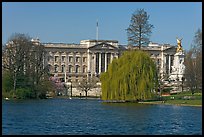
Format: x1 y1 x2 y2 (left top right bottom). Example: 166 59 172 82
2 33 51 98
184 28 202 94
2 33 33 91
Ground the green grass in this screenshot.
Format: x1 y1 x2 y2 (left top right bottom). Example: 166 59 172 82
140 91 202 106
165 99 202 106
163 91 202 106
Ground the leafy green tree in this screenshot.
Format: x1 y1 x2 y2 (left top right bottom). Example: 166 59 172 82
100 50 158 101
127 9 154 49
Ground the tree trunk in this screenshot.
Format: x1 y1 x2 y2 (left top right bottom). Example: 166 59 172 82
13 72 16 91
85 91 88 98
139 26 142 49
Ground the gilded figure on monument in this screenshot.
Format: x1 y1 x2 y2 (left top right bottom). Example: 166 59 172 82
176 37 183 52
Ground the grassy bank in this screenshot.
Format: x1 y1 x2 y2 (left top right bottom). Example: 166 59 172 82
164 99 202 106
139 91 202 107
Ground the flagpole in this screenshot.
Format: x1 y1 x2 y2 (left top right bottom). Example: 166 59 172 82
96 19 98 41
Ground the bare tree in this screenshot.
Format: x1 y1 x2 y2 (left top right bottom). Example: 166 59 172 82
184 29 202 94
29 40 49 97
2 33 50 98
77 76 97 98
2 33 33 91
127 9 154 49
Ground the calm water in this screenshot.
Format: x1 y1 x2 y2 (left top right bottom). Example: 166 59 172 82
2 98 202 135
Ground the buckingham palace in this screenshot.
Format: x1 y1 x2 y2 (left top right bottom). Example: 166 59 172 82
31 38 185 96
42 39 126 84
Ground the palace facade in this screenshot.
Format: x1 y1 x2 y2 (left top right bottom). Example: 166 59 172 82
43 40 126 85
31 38 185 96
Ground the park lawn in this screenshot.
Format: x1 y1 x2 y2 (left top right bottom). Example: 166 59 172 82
140 91 202 106
161 91 202 106
164 99 202 106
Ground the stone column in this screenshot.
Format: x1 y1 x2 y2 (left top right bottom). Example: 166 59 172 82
95 53 97 75
169 55 171 75
110 53 114 63
160 46 164 81
65 52 69 83
73 52 76 73
59 52 62 73
80 52 83 74
99 52 101 74
92 53 96 76
90 52 92 75
51 52 54 73
105 52 107 72
87 49 91 73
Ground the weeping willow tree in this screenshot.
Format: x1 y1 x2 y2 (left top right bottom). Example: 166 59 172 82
100 50 159 101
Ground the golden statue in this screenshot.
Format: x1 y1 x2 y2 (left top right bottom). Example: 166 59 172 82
176 37 183 52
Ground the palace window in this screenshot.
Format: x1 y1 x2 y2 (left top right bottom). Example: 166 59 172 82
76 57 80 62
62 56 65 62
83 66 87 73
83 57 87 62
68 65 73 73
76 65 80 73
54 65 58 73
54 56 59 62
61 65 65 73
69 56 73 62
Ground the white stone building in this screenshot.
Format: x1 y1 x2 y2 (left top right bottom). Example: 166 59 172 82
134 42 185 82
31 38 185 96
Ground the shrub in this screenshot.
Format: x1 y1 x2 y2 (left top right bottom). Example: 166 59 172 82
2 71 13 93
15 88 32 99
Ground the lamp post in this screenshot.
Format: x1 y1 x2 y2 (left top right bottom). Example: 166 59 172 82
70 81 72 97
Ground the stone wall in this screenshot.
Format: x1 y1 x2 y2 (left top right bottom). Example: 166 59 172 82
69 87 101 97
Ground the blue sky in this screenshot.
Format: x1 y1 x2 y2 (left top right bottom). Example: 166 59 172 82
2 2 202 50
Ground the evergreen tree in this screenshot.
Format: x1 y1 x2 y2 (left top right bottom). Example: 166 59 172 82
127 9 154 49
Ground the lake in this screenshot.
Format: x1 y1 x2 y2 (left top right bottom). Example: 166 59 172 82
2 98 202 135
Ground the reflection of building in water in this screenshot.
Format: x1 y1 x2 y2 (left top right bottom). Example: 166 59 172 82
30 38 185 85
